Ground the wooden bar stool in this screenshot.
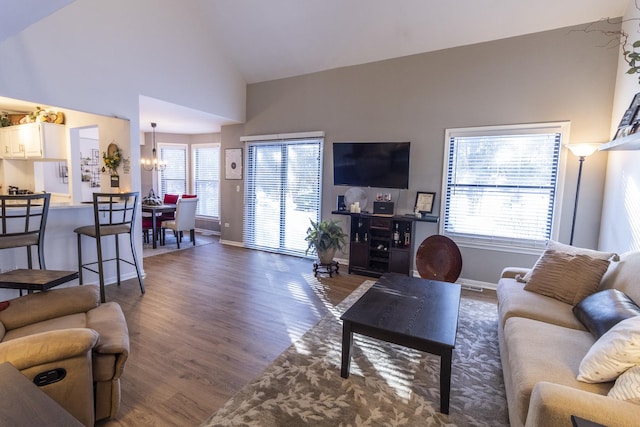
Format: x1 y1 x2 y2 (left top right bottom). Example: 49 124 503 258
74 192 145 303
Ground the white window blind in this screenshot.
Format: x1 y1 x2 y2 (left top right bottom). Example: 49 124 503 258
244 137 322 257
443 124 566 249
159 144 187 196
192 144 220 218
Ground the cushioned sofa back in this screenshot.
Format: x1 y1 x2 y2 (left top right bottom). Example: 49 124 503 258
0 285 100 331
600 251 640 304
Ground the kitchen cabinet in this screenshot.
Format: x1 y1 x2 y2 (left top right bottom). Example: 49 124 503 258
0 122 66 159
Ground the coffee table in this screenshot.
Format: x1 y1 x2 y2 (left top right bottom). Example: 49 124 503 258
340 273 461 414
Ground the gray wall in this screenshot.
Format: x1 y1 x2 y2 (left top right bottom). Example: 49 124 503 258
221 22 619 284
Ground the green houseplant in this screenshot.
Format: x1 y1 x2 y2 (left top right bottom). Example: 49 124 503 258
305 219 347 265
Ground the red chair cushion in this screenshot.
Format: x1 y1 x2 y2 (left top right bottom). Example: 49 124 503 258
163 194 179 204
182 194 197 198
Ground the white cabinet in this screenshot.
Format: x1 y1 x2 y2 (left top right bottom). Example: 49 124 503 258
0 123 66 159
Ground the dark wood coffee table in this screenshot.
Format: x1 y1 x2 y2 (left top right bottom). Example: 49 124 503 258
340 273 461 414
0 269 78 294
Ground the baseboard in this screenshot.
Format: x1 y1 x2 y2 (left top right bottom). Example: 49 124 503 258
220 239 244 248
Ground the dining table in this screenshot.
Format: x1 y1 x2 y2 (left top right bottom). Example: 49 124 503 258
141 203 177 248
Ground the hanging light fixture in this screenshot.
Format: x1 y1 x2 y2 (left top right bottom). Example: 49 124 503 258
141 122 167 171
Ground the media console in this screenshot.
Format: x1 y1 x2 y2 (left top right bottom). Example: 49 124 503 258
331 210 438 277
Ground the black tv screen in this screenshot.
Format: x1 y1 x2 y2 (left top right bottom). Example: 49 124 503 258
333 142 410 189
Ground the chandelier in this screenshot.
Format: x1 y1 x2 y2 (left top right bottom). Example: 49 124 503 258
141 122 167 171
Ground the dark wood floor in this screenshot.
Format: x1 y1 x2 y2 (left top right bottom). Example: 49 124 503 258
99 240 496 426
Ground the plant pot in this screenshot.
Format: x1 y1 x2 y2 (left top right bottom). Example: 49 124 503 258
317 247 337 265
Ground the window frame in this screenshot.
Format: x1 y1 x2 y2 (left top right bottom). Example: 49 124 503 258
157 142 188 199
440 122 570 254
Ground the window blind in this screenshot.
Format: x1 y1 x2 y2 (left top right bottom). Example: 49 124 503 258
244 138 322 257
159 144 187 196
443 126 564 248
192 144 220 217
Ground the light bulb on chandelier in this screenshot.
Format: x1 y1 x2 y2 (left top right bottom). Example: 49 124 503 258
141 122 167 171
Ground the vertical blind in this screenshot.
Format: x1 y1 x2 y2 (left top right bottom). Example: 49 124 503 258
192 144 220 217
244 138 322 256
159 144 187 196
443 128 562 247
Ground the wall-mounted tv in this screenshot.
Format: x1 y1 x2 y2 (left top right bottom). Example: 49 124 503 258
333 142 410 189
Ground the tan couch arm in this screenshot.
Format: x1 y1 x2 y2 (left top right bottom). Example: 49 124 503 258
525 381 640 427
501 267 531 280
0 328 99 370
87 303 130 380
0 286 100 331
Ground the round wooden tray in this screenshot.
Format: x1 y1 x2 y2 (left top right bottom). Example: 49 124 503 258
415 235 462 283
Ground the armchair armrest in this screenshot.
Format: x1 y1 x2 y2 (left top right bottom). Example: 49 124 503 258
0 286 100 331
87 302 130 379
0 328 99 370
500 267 531 280
525 381 640 427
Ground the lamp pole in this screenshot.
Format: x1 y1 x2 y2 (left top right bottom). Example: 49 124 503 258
569 155 585 246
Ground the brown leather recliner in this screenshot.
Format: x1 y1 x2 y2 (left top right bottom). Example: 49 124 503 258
0 285 129 426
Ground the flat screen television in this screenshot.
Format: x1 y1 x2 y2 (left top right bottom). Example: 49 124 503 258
333 142 410 189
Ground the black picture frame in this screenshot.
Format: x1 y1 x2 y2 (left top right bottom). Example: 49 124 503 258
414 191 435 214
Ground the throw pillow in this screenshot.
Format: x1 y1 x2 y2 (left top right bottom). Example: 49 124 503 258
523 250 610 305
578 315 640 383
573 289 640 339
608 365 640 404
0 301 8 311
516 240 618 283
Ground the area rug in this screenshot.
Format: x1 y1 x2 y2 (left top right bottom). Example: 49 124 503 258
201 280 508 427
142 230 218 258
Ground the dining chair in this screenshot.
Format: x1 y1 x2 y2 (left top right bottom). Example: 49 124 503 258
0 193 51 270
157 193 179 222
74 192 145 303
161 197 198 248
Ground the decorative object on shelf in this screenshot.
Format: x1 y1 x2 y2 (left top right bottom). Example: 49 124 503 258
305 219 347 265
344 187 368 211
565 143 601 245
0 112 11 127
225 148 242 180
141 122 167 172
415 191 436 215
18 106 65 124
613 92 640 140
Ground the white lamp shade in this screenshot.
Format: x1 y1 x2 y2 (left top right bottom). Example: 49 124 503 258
565 143 601 157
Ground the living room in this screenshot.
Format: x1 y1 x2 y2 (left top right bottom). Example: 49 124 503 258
2 0 640 426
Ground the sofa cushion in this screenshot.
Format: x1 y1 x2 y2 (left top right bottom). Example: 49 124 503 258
608 364 640 403
573 289 640 339
601 251 640 306
523 250 610 305
2 313 88 342
503 317 611 426
517 240 618 283
497 279 586 330
578 316 640 383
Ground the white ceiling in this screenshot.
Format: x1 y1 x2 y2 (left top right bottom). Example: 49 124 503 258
0 0 630 134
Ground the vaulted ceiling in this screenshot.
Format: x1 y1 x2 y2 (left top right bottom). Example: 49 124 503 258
0 0 631 133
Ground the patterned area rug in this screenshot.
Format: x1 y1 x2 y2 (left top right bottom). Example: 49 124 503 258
202 280 508 427
142 230 217 258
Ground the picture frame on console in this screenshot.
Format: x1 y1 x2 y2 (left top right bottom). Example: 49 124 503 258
415 191 435 214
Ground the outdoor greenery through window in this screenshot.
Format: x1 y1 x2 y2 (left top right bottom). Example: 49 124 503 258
244 135 322 257
442 123 568 249
192 144 220 218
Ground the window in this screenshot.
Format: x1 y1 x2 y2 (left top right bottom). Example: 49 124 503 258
159 143 187 196
244 134 323 257
191 144 220 218
442 123 568 250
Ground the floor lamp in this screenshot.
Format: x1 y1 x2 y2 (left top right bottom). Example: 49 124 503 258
565 143 601 245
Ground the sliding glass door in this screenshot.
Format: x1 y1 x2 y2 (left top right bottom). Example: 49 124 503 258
244 137 322 256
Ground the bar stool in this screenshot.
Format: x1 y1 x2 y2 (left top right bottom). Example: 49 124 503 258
74 192 145 303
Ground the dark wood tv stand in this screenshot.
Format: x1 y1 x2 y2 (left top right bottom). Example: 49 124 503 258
332 210 438 277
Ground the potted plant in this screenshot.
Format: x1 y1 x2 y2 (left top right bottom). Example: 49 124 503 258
305 219 347 265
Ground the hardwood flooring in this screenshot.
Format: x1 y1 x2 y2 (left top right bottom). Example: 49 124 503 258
98 240 496 426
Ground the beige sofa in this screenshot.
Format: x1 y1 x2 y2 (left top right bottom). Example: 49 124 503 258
497 249 640 427
0 285 129 426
